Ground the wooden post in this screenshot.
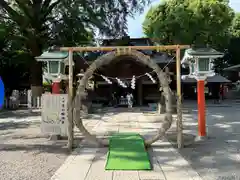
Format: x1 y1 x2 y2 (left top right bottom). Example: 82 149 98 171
67 50 74 151
176 45 183 148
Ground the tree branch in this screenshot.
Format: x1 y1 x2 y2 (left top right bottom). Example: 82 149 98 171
0 0 25 25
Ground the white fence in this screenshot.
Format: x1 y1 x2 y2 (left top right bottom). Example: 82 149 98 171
2 89 41 109
4 90 22 109
27 90 42 109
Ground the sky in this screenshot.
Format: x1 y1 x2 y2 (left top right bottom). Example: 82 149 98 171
127 0 240 38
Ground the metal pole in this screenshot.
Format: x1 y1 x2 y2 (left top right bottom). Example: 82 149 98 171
176 45 183 148
67 49 74 151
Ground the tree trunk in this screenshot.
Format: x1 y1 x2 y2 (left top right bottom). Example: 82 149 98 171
30 60 43 97
28 43 43 97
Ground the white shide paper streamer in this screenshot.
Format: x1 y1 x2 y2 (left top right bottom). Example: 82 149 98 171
145 73 156 84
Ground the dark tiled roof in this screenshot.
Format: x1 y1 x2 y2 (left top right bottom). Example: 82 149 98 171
151 53 175 64
101 36 153 46
185 48 223 56
182 74 231 83
86 37 173 64
84 51 174 64
224 64 240 71
35 51 68 59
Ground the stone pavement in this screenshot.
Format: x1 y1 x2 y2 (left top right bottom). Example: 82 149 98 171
0 108 68 180
176 105 240 180
51 109 202 180
183 99 240 108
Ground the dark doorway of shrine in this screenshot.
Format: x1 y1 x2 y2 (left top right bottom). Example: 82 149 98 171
95 55 151 106
112 83 138 106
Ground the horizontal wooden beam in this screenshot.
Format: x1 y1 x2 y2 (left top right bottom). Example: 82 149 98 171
55 45 190 52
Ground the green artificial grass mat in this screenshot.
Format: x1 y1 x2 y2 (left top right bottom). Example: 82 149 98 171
105 133 151 170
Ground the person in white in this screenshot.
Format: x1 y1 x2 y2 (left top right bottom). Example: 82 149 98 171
126 92 133 108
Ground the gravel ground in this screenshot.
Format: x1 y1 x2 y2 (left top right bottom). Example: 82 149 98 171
0 110 69 180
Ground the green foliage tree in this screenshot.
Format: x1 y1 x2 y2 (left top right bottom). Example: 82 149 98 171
0 21 31 92
222 13 240 68
230 13 240 38
143 0 234 48
0 0 150 96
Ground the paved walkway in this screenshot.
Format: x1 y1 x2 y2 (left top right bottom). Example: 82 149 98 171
183 99 240 108
177 105 240 180
51 109 202 180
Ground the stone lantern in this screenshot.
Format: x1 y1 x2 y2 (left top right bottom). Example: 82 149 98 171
181 47 224 139
181 48 223 80
35 51 74 94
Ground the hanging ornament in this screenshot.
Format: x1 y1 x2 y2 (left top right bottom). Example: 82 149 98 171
146 73 156 84
131 75 136 89
101 75 112 84
116 78 127 88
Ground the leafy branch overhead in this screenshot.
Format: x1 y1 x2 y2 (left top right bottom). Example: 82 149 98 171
0 0 150 90
0 0 151 49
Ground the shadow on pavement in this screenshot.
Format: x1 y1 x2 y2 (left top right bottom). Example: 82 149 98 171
0 109 40 119
175 106 240 179
0 140 69 155
0 121 39 130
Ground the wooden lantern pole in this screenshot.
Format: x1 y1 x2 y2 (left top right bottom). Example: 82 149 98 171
176 45 183 148
67 49 74 150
